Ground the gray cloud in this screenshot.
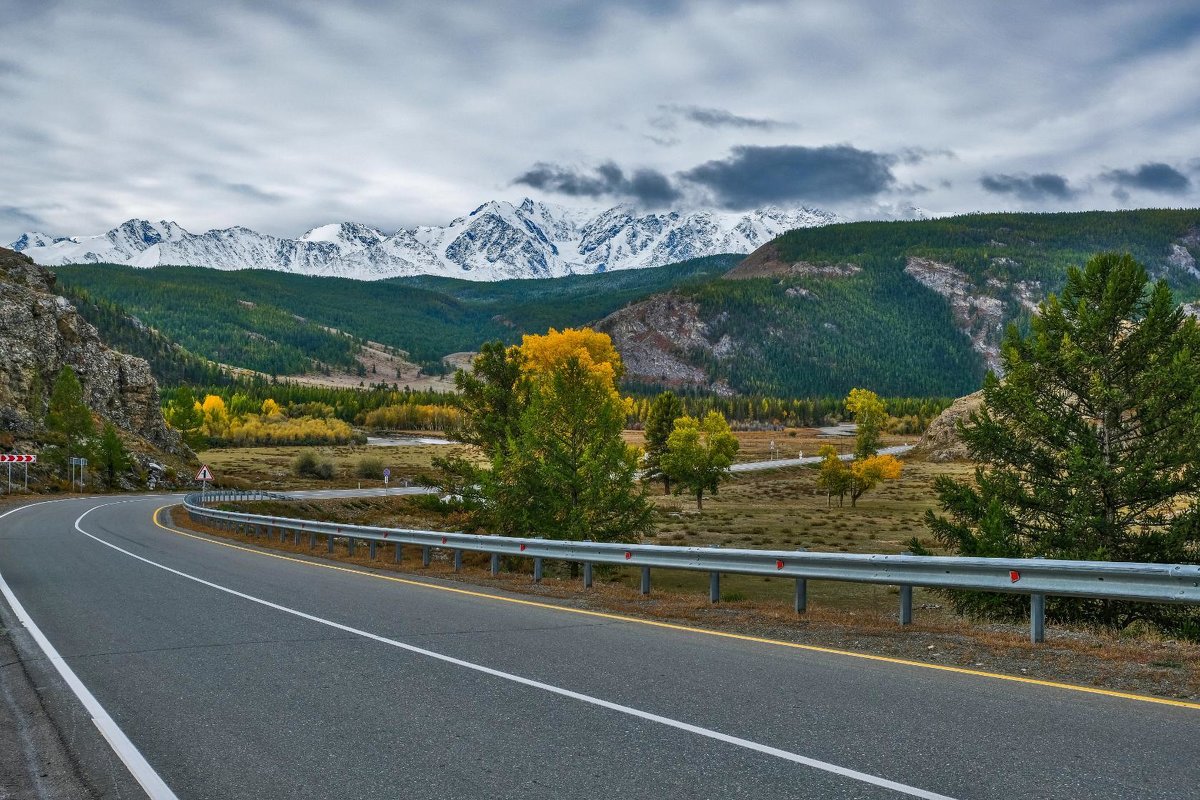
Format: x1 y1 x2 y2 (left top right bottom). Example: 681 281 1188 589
656 105 790 131
3 1 1200 240
0 206 45 230
1100 162 1191 194
680 145 897 208
513 162 681 205
979 172 1078 201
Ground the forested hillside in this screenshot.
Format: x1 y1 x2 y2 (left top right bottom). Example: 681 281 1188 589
55 210 1200 398
599 209 1200 398
56 255 733 375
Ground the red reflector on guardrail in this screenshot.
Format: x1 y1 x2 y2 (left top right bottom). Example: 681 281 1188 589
1010 570 1021 582
382 531 389 538
519 543 526 551
625 551 632 560
441 536 448 545
776 560 785 570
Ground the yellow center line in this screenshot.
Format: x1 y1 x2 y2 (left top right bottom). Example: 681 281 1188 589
151 505 1200 711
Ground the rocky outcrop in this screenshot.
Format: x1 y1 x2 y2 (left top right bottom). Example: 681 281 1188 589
916 390 983 461
725 242 862 280
0 247 186 455
904 257 1006 373
595 293 735 396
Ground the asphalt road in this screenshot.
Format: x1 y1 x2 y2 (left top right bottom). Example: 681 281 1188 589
0 493 1196 799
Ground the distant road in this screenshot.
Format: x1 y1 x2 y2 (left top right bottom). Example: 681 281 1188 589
730 444 913 473
0 492 1194 799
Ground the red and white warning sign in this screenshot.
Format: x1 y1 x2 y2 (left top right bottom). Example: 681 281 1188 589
0 454 36 463
196 464 214 482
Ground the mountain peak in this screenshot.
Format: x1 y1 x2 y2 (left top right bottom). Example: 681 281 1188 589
11 200 841 281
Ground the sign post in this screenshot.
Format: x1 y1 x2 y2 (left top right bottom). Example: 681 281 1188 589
383 467 391 494
196 464 214 496
68 456 87 492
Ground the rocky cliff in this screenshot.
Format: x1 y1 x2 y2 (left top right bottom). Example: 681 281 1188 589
0 247 186 456
915 390 983 461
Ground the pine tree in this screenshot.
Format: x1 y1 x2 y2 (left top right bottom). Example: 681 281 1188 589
96 422 131 488
46 365 95 472
644 391 683 494
919 252 1200 633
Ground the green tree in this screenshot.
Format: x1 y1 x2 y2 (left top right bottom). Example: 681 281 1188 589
661 412 739 510
815 444 851 507
454 341 526 459
491 356 652 541
918 252 1200 634
644 391 683 494
95 422 132 488
845 387 886 459
46 365 95 473
166 385 206 449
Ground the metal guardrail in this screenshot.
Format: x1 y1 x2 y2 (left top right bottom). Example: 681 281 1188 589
183 493 1200 643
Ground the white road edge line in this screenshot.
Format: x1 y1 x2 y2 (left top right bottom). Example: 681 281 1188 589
0 499 180 800
74 500 957 800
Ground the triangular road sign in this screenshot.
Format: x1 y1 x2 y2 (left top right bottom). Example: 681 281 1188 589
196 464 214 482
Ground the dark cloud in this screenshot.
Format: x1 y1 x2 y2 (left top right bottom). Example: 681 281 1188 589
193 174 285 204
657 104 790 131
979 172 1077 200
680 145 896 208
0 206 44 229
513 161 681 205
1100 162 1191 195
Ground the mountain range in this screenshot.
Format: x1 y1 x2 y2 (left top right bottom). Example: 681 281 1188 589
10 200 841 281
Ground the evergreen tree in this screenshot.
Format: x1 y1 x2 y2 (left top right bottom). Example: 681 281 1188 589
46 365 95 473
644 391 683 494
661 412 739 510
454 341 526 459
166 385 206 449
492 356 651 542
96 422 132 488
918 253 1200 634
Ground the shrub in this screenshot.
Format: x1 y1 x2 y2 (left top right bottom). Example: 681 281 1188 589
293 450 336 480
355 457 384 479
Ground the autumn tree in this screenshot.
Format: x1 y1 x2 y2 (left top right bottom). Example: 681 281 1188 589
661 412 739 510
465 328 652 542
644 391 683 494
815 444 851 507
847 454 903 506
918 252 1200 633
845 387 887 458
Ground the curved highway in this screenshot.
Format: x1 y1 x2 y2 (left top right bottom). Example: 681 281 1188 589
1 494 1196 799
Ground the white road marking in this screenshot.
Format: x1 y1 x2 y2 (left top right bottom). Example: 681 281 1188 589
0 499 180 800
71 500 958 800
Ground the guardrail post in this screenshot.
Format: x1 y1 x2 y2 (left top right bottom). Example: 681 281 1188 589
533 557 543 583
709 571 720 603
395 543 403 563
583 562 592 589
899 585 913 625
369 540 377 560
279 526 286 543
293 529 300 545
453 549 462 572
640 566 651 596
348 537 356 557
308 530 316 548
1030 593 1046 643
490 552 499 576
422 545 431 567
794 578 807 613
327 533 335 553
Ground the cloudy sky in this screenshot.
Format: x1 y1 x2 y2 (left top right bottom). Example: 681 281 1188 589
3 0 1200 241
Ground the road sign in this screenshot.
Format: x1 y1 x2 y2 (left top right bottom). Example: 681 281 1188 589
196 465 214 482
69 456 88 466
383 468 391 480
0 454 36 463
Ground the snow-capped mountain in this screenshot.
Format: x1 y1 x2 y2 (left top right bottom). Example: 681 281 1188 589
10 200 842 281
